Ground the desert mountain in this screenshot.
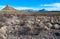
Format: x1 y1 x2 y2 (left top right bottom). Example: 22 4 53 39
2 4 16 11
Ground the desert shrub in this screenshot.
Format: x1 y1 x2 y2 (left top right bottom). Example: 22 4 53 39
20 22 25 26
0 24 3 28
54 32 60 36
29 28 40 36
17 14 20 17
18 27 31 35
51 26 55 29
0 36 3 39
0 17 6 22
3 14 13 18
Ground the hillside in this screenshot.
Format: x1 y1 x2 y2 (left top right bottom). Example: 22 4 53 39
0 5 60 39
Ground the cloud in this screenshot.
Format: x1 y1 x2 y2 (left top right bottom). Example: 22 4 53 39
40 3 60 7
13 3 60 11
45 7 58 11
0 5 40 10
40 3 60 11
0 3 60 11
0 6 5 10
13 7 40 10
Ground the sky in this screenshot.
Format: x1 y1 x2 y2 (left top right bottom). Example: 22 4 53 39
0 0 60 11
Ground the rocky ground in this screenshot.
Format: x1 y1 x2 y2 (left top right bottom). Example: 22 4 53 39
0 14 60 39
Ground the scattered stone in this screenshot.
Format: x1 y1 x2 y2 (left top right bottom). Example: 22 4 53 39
0 15 60 39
